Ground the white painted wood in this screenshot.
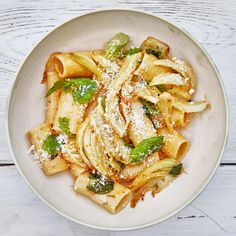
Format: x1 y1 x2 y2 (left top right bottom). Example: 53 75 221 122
0 165 235 235
0 0 236 235
0 0 235 163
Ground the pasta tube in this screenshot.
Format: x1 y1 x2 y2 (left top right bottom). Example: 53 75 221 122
71 53 105 83
140 36 169 59
158 128 190 161
28 123 51 149
53 91 86 134
28 123 69 175
170 108 189 127
70 164 87 178
74 172 131 214
54 52 93 78
45 72 61 124
42 157 68 176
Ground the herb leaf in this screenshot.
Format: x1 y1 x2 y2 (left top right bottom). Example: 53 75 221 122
104 32 129 61
169 163 183 177
58 117 75 138
89 172 101 179
45 80 65 97
124 47 140 56
141 99 160 115
145 47 162 59
87 172 114 194
46 78 97 104
130 136 164 163
71 79 97 104
156 84 166 93
42 134 60 156
124 142 134 150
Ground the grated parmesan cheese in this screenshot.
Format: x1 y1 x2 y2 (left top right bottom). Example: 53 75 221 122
56 134 68 145
96 194 107 204
189 88 195 95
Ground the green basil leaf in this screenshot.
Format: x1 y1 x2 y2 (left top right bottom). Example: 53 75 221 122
145 47 162 59
141 99 160 115
89 172 101 179
45 80 65 97
124 47 140 56
71 79 97 104
42 134 61 156
87 172 114 194
58 117 75 138
46 78 97 104
169 163 183 177
155 84 166 93
124 141 134 150
130 136 164 163
104 32 129 61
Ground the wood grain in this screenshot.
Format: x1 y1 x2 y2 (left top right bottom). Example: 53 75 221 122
0 165 235 235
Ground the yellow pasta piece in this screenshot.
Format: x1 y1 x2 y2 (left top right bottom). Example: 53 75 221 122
71 53 105 83
140 36 169 59
28 123 51 150
158 128 190 161
170 108 189 127
42 157 69 176
53 91 86 134
45 72 61 124
74 172 131 214
54 52 93 78
70 164 87 178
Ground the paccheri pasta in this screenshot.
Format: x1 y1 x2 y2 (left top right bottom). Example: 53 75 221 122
27 33 210 214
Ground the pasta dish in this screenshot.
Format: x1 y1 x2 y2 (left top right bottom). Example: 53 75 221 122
28 33 209 214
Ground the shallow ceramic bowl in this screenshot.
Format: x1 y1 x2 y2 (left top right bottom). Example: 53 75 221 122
7 9 228 231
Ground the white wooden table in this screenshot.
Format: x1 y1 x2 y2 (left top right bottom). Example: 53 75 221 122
1 0 235 235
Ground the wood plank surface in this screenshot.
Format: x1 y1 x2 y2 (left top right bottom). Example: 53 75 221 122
0 165 235 235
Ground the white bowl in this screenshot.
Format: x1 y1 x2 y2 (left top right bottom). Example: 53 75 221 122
7 9 228 231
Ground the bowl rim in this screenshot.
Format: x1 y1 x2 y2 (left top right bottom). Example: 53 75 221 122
6 8 229 232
